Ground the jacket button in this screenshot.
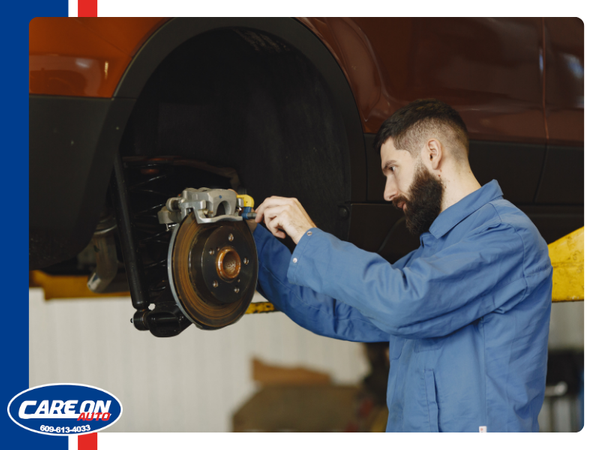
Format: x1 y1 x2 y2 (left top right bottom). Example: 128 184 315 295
307 231 312 236
292 258 298 263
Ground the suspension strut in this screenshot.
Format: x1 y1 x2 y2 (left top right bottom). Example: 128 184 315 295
109 155 274 337
110 155 192 337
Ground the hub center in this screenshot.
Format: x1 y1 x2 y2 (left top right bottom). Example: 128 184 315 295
216 247 241 280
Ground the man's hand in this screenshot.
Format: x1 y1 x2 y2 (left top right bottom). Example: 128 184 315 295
254 196 317 244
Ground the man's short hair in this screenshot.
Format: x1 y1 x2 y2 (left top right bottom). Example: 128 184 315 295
374 99 470 162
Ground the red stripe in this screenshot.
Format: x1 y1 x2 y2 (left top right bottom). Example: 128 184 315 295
78 433 98 450
78 0 98 17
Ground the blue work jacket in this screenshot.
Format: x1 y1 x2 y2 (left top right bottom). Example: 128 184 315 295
253 180 552 432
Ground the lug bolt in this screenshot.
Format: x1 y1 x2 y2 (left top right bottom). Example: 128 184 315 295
209 249 215 256
243 258 249 265
213 281 219 288
234 287 240 293
228 234 234 242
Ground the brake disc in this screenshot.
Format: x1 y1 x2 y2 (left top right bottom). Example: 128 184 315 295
162 188 258 329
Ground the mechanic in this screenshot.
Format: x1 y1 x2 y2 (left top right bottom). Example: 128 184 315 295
247 99 552 432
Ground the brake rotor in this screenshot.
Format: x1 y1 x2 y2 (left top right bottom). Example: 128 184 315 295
167 213 258 329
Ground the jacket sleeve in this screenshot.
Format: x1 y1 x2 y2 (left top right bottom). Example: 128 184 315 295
253 224 390 343
287 223 550 339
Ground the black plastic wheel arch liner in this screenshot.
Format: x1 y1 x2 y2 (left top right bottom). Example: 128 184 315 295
114 18 365 202
29 18 366 269
29 96 135 269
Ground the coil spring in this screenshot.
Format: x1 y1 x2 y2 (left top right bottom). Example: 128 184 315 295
124 160 174 301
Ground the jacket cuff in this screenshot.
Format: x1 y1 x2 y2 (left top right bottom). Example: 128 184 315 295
287 227 321 285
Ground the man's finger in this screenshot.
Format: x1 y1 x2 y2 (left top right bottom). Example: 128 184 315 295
262 205 287 229
263 212 287 239
255 196 292 223
253 196 316 243
261 204 290 221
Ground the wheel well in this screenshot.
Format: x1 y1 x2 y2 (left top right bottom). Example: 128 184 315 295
118 19 366 241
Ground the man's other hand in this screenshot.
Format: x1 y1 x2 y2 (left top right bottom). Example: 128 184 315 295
254 196 317 244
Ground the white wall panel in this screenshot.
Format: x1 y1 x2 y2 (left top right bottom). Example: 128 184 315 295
29 289 370 432
547 301 584 350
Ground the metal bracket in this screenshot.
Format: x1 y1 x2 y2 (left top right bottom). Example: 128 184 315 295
87 214 130 294
158 188 242 225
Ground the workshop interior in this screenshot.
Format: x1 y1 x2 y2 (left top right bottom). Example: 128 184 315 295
29 18 583 432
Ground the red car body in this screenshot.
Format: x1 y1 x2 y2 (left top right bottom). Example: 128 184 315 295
30 17 583 271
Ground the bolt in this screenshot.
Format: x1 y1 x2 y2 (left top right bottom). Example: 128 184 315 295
209 249 215 256
237 279 241 283
234 287 240 293
213 281 219 288
228 234 234 242
243 258 249 265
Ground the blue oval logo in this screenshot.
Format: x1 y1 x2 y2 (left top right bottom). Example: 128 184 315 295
7 383 122 436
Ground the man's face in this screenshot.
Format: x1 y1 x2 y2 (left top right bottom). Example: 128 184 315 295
381 139 443 235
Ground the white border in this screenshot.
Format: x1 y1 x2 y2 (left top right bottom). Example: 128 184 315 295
30 5 597 448
68 0 77 17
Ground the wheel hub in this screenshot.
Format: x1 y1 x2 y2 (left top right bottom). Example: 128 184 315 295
163 189 258 329
215 247 242 281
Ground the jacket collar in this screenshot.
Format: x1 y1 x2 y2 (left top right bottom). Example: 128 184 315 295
428 180 504 239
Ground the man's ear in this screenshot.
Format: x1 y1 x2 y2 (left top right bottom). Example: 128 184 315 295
426 139 443 171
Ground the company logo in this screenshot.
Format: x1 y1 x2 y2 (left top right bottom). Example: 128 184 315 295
7 383 122 436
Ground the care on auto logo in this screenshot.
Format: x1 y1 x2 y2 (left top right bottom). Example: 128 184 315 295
7 383 122 436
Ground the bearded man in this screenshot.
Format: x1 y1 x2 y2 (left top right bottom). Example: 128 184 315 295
248 99 552 432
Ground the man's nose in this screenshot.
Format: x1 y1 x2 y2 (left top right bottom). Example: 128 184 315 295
383 177 397 202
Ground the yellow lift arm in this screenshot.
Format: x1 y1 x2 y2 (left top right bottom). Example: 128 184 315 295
548 227 584 302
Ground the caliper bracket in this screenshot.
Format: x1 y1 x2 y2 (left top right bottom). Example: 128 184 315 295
158 188 242 225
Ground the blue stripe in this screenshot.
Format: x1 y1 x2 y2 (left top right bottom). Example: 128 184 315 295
3 2 68 449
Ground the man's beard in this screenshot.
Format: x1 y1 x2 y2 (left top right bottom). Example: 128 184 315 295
393 163 443 236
